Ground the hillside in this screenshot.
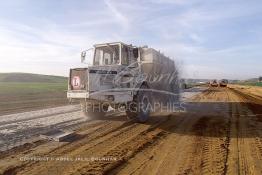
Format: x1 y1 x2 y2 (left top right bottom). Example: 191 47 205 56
0 73 69 115
0 73 67 83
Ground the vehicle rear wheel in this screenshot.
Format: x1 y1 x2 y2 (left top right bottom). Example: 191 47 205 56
81 101 108 119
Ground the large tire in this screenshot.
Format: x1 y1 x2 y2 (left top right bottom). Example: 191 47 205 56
81 101 108 119
126 102 138 120
126 85 151 123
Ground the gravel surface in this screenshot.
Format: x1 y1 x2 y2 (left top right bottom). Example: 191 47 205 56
0 88 206 151
0 105 87 151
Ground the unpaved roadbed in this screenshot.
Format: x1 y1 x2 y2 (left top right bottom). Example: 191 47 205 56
0 105 86 151
0 87 262 175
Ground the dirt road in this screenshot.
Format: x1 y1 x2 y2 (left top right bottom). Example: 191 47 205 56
0 105 85 151
0 86 261 175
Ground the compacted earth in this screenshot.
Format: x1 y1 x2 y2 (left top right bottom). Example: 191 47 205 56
0 85 261 175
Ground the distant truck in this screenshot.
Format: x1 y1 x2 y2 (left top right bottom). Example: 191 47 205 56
219 79 228 87
210 80 218 87
67 42 179 122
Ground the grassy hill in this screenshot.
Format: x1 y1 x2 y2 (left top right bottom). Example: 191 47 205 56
0 73 69 115
230 77 262 87
237 81 262 87
0 73 67 83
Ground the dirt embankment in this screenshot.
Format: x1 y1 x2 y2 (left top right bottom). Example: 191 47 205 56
0 87 261 175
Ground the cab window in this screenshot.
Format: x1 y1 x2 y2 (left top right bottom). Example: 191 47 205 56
94 45 119 65
121 45 129 65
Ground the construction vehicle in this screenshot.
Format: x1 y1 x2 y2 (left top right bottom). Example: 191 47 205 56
67 42 179 122
210 80 219 87
219 79 228 87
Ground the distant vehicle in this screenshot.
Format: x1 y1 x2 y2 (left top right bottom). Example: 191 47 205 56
219 79 228 87
67 42 179 122
210 80 218 87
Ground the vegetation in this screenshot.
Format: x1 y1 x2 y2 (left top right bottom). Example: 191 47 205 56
237 82 262 87
0 72 67 83
0 73 69 115
0 82 67 95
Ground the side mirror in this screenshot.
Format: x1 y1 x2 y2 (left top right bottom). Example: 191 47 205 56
81 51 86 63
133 48 139 59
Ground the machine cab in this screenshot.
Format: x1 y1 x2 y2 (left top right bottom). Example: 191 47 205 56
81 42 139 67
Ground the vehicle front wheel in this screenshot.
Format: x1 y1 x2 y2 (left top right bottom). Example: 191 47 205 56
126 85 152 123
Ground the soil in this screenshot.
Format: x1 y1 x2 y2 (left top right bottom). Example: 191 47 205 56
0 86 261 175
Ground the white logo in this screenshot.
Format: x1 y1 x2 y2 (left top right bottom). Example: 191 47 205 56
72 76 80 88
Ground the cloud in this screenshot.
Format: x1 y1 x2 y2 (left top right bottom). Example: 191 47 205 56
149 0 196 5
0 0 261 79
104 0 129 29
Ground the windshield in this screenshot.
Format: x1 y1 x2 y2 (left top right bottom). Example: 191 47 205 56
121 45 129 65
94 45 120 65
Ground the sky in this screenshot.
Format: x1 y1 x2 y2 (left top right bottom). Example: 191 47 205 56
0 0 261 79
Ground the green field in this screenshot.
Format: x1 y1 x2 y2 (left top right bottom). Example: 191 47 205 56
0 82 67 95
0 73 69 115
236 82 262 87
0 72 67 83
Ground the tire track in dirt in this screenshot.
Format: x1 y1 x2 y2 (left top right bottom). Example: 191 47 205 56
0 119 120 172
109 88 232 175
1 87 262 175
0 119 125 174
225 88 262 175
109 113 197 175
10 117 167 175
189 88 213 102
182 116 228 175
